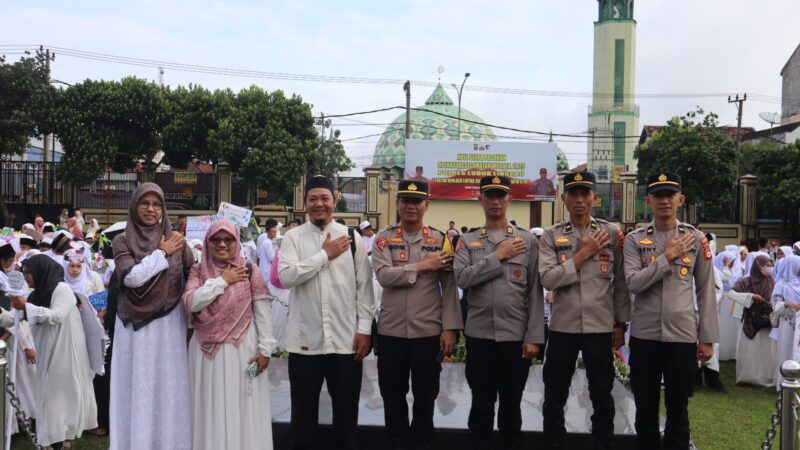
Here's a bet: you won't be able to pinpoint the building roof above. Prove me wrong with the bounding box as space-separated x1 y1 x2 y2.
781 43 800 76
372 84 497 169
742 121 800 142
639 125 755 145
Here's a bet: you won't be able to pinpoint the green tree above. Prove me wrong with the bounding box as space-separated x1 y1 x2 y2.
54 77 171 184
0 50 58 156
311 128 355 178
634 108 739 223
211 86 317 201
740 140 800 234
161 85 235 168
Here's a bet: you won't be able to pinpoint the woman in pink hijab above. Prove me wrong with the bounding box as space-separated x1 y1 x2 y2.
183 218 276 450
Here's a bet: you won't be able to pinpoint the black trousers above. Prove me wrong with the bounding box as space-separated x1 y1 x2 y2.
465 336 531 450
289 353 363 450
629 337 696 450
543 331 615 449
377 334 441 445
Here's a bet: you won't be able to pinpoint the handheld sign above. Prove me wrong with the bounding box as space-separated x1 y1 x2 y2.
88 290 109 311
217 202 253 228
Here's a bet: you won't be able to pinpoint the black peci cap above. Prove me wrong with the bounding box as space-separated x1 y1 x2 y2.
646 172 682 195
563 171 596 192
480 175 511 194
397 180 429 199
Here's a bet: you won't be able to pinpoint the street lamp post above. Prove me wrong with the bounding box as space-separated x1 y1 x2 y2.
451 72 470 140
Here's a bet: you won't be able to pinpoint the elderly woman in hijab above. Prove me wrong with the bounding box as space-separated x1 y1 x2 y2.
724 254 776 387
771 255 800 389
109 183 195 450
182 219 276 450
7 255 98 449
714 250 742 361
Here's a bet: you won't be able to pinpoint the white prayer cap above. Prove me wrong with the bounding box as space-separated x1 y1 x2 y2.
529 227 544 237
359 221 372 231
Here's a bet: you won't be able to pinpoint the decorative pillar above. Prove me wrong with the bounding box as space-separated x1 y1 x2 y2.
619 171 637 229
293 173 307 217
555 170 570 223
217 162 232 205
739 174 757 241
364 166 383 228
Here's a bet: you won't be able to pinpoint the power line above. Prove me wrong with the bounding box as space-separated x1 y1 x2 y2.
3 45 798 106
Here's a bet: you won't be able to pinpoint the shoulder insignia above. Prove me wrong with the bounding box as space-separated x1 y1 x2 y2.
639 238 654 245
375 237 387 253
555 236 570 244
506 226 514 235
468 227 480 233
422 226 429 236
481 227 488 236
701 237 712 260
590 221 598 230
565 223 573 232
646 226 654 235
678 225 686 235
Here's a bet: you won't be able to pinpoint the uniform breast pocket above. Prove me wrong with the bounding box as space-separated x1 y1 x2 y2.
507 263 528 285
673 252 696 282
593 251 614 278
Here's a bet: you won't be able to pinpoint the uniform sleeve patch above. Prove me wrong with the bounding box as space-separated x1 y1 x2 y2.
701 237 712 261
375 237 387 253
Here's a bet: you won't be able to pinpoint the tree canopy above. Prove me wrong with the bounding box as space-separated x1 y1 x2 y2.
740 139 800 231
0 50 58 156
634 108 739 221
311 128 356 178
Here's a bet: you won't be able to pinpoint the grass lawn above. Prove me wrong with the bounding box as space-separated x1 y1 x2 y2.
8 361 781 449
686 361 779 450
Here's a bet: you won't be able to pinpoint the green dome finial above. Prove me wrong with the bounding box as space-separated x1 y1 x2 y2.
425 84 454 106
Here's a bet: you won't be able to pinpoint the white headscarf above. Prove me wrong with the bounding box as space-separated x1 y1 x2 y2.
724 244 738 253
793 241 800 253
779 246 794 259
773 255 800 305
63 248 92 295
744 251 769 277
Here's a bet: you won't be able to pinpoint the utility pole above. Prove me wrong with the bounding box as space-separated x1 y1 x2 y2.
729 93 747 173
41 46 55 165
728 93 747 149
403 81 411 139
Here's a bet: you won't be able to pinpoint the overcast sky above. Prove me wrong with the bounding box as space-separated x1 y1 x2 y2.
3 0 799 173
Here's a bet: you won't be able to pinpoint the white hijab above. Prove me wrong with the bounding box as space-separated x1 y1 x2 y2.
773 255 800 305
63 249 92 295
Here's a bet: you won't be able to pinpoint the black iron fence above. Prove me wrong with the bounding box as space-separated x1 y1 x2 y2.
77 171 138 209
1 160 71 204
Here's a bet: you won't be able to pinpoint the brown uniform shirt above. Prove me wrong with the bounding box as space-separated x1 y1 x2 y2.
538 218 630 334
454 223 545 344
372 224 463 338
623 221 719 344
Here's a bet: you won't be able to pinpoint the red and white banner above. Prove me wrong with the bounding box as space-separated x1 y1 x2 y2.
404 140 558 201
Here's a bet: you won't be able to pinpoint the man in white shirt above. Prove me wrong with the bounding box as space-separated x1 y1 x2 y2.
278 175 376 450
257 218 279 282
358 220 375 254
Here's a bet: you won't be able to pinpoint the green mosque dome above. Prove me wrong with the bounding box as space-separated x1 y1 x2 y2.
372 84 497 169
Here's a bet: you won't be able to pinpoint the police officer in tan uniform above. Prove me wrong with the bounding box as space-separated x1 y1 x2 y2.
623 172 718 450
454 175 545 450
538 171 630 450
372 180 463 450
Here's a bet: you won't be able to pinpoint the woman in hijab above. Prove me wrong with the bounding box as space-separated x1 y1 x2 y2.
59 209 69 230
68 217 84 240
109 183 195 450
724 254 776 386
714 250 742 361
183 219 276 450
8 255 97 449
778 246 794 260
87 218 100 239
770 255 800 389
74 209 85 233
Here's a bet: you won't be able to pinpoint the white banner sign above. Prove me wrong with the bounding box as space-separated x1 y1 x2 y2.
217 202 253 228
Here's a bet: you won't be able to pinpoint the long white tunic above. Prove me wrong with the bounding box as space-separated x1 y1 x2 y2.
24 283 97 446
187 276 276 450
771 296 796 390
717 267 740 360
109 251 192 450
726 291 776 386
